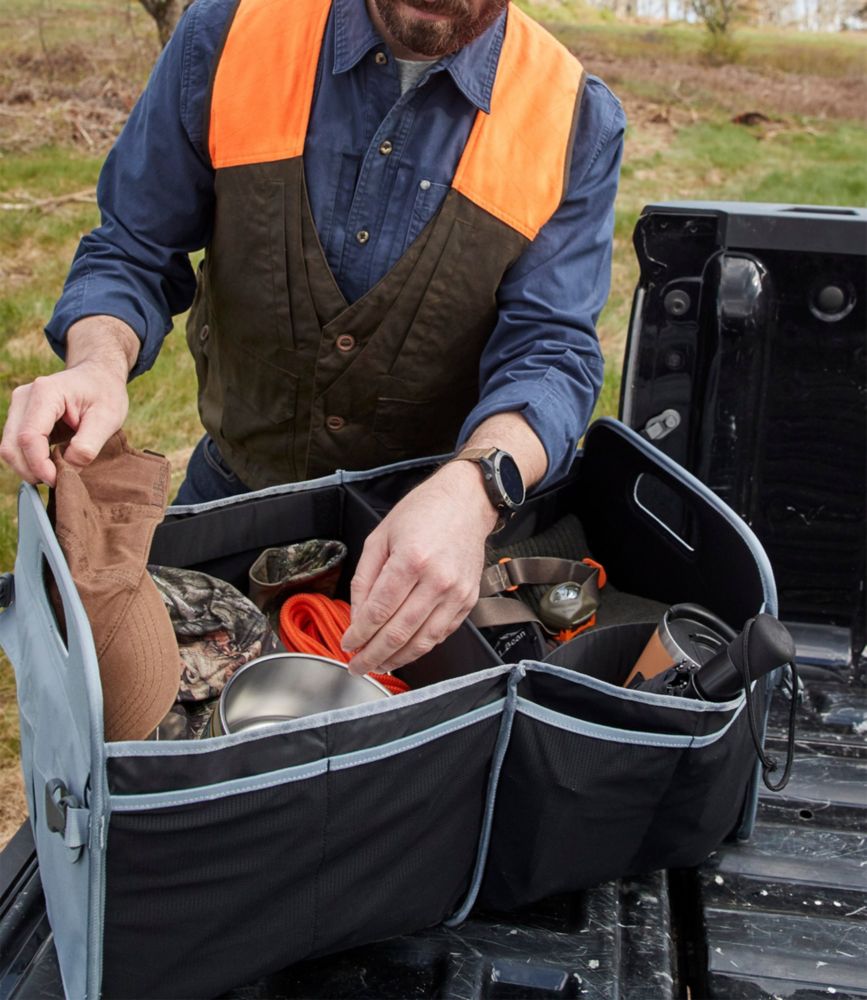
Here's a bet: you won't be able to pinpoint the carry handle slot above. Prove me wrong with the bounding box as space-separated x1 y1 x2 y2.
578 419 775 627
632 472 697 553
9 484 103 736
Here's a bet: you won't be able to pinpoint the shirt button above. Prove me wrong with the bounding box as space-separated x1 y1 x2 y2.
336 334 356 353
419 179 431 191
375 51 387 65
356 229 370 245
379 139 393 156
326 415 345 431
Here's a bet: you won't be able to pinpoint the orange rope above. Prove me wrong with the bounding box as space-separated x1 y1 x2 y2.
278 593 410 695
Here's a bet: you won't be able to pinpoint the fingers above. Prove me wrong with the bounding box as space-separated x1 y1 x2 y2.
374 601 472 675
0 381 63 485
63 403 123 470
345 529 389 630
0 368 129 486
345 552 478 675
342 537 418 658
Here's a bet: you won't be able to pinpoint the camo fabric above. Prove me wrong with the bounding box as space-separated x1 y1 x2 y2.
149 565 281 701
248 539 347 611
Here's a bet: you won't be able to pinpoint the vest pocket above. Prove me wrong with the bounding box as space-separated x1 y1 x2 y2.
372 383 476 458
219 353 300 482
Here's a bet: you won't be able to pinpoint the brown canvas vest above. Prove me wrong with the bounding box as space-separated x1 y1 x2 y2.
188 0 585 489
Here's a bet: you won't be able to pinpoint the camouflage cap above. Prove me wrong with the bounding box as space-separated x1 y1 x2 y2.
149 565 280 702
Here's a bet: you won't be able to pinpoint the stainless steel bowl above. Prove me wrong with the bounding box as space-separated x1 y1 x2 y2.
210 653 391 736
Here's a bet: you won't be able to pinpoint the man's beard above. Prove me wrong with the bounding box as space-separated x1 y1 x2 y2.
372 0 508 58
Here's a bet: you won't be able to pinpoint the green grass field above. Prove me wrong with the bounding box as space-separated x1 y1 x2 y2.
0 1 865 827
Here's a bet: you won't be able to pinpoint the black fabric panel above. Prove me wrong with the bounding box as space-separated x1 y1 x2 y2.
151 486 346 571
629 693 763 873
576 423 765 629
102 774 328 999
544 621 657 684
107 671 507 795
479 712 679 910
313 715 501 956
101 715 500 999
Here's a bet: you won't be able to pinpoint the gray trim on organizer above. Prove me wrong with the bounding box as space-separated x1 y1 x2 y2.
522 660 746 714
106 665 512 758
446 666 524 926
165 454 447 516
11 486 111 999
329 701 504 770
109 759 328 812
516 696 746 748
109 701 504 811
165 469 343 515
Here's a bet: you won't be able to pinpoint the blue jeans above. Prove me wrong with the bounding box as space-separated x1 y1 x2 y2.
173 434 252 505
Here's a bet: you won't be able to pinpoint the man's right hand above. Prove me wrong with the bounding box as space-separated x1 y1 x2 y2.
0 316 139 487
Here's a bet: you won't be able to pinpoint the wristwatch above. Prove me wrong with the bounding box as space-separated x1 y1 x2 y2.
451 447 525 532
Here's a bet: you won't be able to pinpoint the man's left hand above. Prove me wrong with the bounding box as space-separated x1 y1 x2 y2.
342 461 498 675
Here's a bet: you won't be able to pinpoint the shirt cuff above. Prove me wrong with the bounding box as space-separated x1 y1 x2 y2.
45 286 171 378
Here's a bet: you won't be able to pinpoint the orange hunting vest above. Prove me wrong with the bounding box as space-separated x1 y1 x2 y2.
187 0 585 489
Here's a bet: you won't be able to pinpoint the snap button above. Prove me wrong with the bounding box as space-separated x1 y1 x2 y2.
419 179 431 191
379 139 393 156
326 415 345 431
336 334 356 353
199 324 209 342
356 229 370 245
375 51 387 65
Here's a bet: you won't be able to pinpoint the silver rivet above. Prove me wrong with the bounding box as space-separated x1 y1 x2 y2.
375 51 387 65
419 179 431 191
356 229 370 245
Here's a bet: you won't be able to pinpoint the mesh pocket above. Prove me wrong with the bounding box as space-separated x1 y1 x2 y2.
479 660 749 912
103 772 328 998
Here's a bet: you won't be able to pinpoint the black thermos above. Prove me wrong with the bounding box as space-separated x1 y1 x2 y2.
691 613 796 701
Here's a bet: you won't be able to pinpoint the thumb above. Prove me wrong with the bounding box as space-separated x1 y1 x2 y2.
62 407 122 470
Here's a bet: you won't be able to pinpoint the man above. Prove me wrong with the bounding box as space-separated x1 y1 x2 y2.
0 0 624 676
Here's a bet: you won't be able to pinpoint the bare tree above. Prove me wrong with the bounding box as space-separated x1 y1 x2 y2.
689 0 745 35
138 0 190 47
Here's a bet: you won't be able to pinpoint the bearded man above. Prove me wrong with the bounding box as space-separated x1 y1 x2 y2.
0 0 624 676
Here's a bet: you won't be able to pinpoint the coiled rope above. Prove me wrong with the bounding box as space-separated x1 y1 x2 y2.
279 593 410 695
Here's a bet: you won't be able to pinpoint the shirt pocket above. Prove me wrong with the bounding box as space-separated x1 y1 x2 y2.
404 180 450 253
321 152 362 269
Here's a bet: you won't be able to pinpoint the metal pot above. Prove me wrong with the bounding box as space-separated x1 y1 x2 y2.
209 653 391 736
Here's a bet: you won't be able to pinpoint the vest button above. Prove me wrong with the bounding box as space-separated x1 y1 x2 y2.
375 51 387 65
336 334 356 353
356 229 370 245
326 415 345 431
379 139 393 156
199 324 209 342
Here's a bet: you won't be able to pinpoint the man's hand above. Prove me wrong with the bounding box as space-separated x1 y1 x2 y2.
342 411 549 675
342 460 499 675
0 317 138 486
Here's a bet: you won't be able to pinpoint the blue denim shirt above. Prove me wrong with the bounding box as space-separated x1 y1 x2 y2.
46 0 625 488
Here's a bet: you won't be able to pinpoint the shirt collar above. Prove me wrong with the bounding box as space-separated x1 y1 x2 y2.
331 0 506 114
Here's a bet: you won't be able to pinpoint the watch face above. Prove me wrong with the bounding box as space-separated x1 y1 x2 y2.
494 452 525 508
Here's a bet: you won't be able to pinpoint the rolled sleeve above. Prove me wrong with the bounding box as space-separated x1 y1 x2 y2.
45 0 225 376
458 76 625 489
